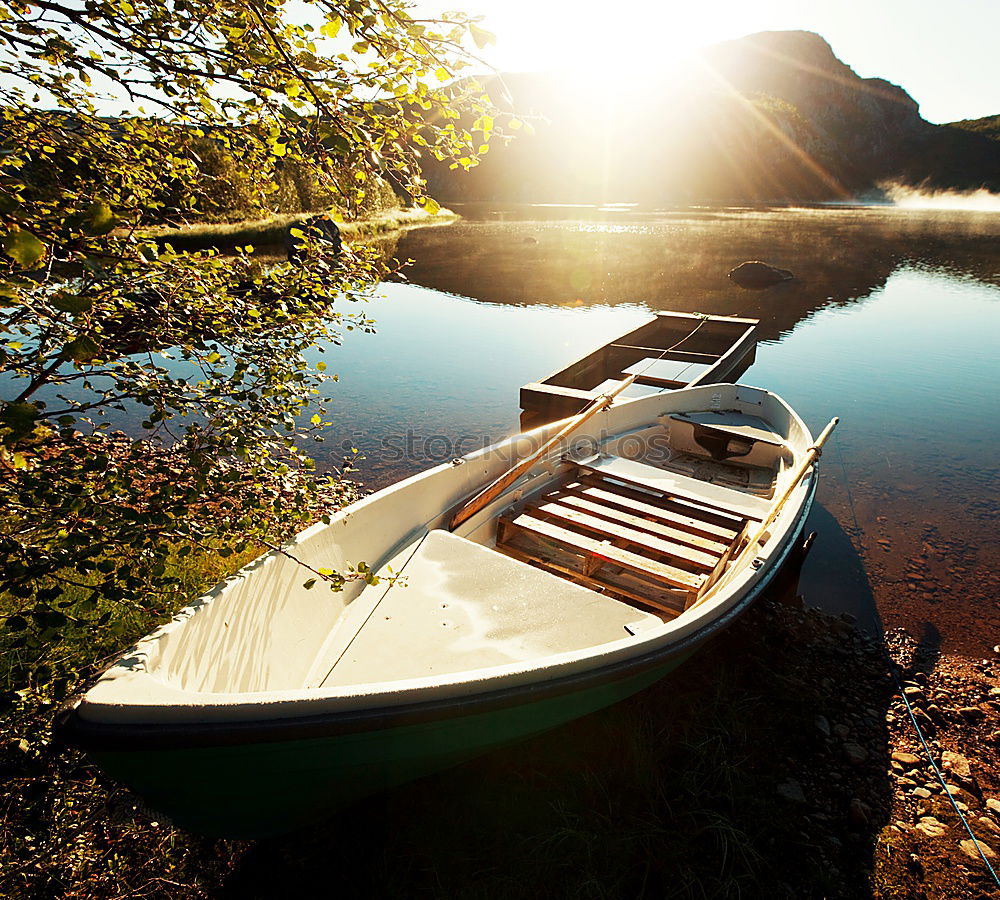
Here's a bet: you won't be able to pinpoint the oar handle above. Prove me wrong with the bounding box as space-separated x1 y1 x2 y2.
688 415 839 609
810 416 840 454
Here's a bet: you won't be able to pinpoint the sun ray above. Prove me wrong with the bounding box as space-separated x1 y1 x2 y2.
692 52 852 200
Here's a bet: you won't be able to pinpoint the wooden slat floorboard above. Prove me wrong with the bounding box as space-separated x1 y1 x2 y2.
529 501 718 571
575 475 743 536
553 487 731 554
576 460 766 522
500 544 684 617
504 513 706 593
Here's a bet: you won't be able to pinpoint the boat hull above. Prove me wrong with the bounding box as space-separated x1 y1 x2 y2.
84 654 687 837
519 311 759 427
71 492 813 838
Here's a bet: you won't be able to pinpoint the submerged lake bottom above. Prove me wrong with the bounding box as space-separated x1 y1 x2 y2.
313 205 1000 660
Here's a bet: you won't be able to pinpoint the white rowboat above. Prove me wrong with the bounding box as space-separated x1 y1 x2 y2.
59 383 832 837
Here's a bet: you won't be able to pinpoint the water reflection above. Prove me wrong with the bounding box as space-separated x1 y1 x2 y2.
393 204 1000 341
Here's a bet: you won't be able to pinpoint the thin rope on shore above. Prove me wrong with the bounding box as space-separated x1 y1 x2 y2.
832 431 1000 889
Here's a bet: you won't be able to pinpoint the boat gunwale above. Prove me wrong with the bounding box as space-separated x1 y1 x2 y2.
55 476 816 754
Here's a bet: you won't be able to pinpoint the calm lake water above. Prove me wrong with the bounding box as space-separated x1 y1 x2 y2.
315 204 1000 658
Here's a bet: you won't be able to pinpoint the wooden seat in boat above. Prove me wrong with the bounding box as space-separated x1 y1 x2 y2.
573 454 771 521
662 411 790 470
665 410 785 444
621 357 713 388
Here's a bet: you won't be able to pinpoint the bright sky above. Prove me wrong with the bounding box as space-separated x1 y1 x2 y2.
440 0 999 124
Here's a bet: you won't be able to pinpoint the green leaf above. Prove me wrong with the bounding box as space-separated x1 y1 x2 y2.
321 132 352 154
80 200 118 236
469 24 495 49
4 615 28 632
1 402 40 439
320 17 341 38
1 229 46 268
421 197 441 216
62 334 100 363
0 190 19 214
50 292 94 314
303 578 317 590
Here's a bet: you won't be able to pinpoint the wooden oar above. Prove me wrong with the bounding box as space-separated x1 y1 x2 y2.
449 375 640 531
687 416 840 609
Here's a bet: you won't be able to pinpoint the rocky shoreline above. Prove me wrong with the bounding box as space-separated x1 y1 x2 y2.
878 628 1000 896
757 583 1000 899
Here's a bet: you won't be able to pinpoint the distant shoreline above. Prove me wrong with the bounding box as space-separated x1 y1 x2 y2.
139 205 459 253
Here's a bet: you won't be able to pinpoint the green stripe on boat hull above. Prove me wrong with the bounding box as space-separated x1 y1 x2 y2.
90 655 688 838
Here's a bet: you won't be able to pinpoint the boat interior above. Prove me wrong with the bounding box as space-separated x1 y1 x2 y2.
520 314 758 426
558 315 757 393
312 407 795 690
93 391 811 706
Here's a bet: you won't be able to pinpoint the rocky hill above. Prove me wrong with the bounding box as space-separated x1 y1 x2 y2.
948 114 1000 141
423 31 1000 204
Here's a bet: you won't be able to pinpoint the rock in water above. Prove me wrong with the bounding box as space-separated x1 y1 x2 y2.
729 260 794 288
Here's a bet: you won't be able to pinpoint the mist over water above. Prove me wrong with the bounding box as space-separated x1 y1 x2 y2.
883 181 1000 211
48 205 1000 657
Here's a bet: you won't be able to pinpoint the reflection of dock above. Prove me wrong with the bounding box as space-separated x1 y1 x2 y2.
520 311 759 428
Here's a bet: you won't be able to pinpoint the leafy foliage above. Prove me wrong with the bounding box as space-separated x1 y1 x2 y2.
0 0 499 688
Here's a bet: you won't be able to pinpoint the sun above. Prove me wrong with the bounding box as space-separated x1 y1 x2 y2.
464 0 712 77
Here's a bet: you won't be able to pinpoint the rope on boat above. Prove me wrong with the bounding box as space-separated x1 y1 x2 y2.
636 311 713 376
832 432 1000 889
591 313 713 409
